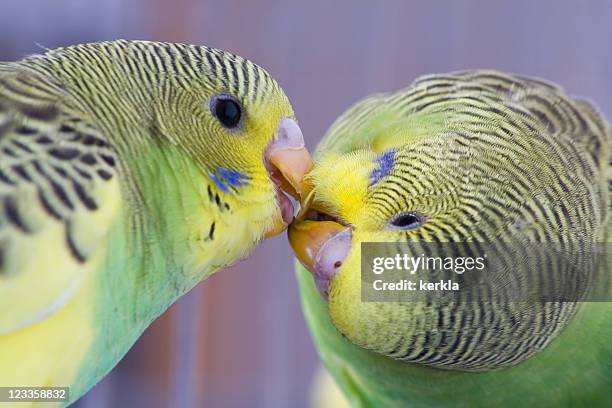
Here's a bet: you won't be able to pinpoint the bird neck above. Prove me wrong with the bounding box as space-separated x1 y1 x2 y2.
115 137 261 293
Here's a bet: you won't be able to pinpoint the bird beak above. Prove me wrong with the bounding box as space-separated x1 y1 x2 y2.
264 118 313 238
288 220 352 298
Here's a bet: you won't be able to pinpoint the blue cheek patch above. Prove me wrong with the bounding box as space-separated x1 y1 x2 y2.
217 167 250 187
369 149 397 186
210 167 251 193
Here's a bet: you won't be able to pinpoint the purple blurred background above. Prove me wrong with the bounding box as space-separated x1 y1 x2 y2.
1 1 610 407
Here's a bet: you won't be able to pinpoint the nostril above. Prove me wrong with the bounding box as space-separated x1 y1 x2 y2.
274 118 305 149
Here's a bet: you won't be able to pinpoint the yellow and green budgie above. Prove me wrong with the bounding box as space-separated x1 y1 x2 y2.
0 40 312 406
290 71 612 407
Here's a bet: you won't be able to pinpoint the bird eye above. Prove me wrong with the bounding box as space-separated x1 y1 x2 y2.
210 93 242 129
388 212 425 231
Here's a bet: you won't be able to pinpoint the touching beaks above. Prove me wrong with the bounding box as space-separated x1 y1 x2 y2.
288 220 352 298
264 118 313 238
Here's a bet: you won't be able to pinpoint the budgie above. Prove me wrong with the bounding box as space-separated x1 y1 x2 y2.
289 71 612 407
0 40 312 406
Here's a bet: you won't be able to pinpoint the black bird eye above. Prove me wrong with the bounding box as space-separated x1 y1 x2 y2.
388 212 425 231
210 94 242 129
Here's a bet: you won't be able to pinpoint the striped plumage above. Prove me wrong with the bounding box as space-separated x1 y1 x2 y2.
295 71 612 406
0 40 299 406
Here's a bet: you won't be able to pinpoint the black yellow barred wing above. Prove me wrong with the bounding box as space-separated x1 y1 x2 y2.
0 62 120 334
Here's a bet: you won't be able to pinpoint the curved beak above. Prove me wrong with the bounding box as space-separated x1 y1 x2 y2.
288 220 352 297
264 118 313 238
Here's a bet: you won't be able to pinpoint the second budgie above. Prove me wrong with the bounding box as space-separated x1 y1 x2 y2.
290 71 611 407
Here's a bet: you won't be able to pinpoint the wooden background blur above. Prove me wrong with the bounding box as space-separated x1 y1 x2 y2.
1 1 611 407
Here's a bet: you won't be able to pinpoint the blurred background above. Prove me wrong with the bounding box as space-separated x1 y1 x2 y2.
1 1 611 407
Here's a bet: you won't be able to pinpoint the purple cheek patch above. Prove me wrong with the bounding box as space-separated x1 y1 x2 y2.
369 149 397 186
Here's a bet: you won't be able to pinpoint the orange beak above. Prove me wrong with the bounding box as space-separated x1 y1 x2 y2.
263 118 313 238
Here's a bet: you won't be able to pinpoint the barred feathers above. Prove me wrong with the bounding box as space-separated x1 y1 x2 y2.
314 70 611 370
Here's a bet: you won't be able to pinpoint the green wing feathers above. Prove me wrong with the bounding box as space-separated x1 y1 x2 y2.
0 63 120 333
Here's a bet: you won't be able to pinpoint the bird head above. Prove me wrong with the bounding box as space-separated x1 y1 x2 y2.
145 43 312 240
43 41 313 278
